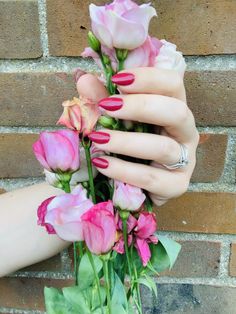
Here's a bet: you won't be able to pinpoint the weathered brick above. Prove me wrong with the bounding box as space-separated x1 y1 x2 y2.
0 278 73 310
46 0 236 56
20 254 62 272
229 243 236 277
0 73 76 127
0 69 235 127
191 134 228 182
161 241 220 277
0 0 42 59
156 192 236 234
141 284 236 314
0 134 42 178
185 70 236 126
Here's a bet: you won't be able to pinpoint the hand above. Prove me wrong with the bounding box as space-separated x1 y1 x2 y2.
76 68 199 206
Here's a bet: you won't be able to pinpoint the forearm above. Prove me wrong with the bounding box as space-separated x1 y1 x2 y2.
0 182 71 277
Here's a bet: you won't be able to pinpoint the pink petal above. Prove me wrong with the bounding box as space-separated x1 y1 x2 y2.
33 139 51 170
135 212 157 239
135 238 151 267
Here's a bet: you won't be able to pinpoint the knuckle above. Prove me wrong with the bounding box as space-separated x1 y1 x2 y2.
158 138 176 160
174 100 189 124
171 72 184 92
141 170 159 191
175 176 190 196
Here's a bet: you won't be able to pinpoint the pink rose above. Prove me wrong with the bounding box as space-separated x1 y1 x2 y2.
124 36 163 69
155 39 186 77
44 185 93 241
37 196 56 234
134 212 158 267
89 0 156 50
57 97 100 136
33 130 80 173
81 201 116 255
113 180 146 211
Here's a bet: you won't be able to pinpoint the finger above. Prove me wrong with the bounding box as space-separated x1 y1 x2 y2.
112 67 186 102
89 129 182 166
76 73 108 102
92 156 189 199
98 94 198 143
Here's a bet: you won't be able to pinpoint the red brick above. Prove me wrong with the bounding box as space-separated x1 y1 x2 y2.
0 0 42 59
186 70 236 126
161 241 220 277
0 278 73 310
20 254 62 272
229 243 236 277
156 192 236 234
46 0 236 56
0 134 42 178
191 134 228 182
0 73 76 127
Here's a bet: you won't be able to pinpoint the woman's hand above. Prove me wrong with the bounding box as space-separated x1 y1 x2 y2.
77 67 199 206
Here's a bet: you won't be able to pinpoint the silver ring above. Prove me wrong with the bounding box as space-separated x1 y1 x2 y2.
163 143 189 170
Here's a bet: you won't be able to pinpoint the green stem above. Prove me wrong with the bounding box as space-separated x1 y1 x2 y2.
121 214 133 282
103 259 112 314
83 140 96 203
87 250 104 314
130 246 143 314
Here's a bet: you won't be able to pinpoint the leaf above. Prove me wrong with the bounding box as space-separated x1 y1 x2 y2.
78 253 103 290
91 285 106 311
158 235 181 269
44 287 78 314
111 272 128 311
136 275 157 297
111 304 128 314
62 286 90 314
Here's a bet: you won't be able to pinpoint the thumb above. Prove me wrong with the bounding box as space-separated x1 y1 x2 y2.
76 72 108 102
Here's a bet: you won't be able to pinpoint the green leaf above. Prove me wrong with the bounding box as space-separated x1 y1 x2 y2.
91 285 106 311
62 286 90 314
158 235 181 269
111 272 128 311
111 304 128 314
78 253 103 290
44 287 78 314
136 275 157 297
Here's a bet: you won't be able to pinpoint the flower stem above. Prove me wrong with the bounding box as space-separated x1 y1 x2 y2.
87 250 105 314
131 246 143 314
83 140 96 203
102 259 112 314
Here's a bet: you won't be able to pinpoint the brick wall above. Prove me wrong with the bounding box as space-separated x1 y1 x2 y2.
0 0 235 313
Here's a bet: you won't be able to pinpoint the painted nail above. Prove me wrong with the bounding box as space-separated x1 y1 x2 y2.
92 157 109 169
98 97 123 111
74 68 87 83
111 73 135 86
88 131 110 144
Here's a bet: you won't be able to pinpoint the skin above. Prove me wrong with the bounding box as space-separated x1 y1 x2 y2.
0 67 199 276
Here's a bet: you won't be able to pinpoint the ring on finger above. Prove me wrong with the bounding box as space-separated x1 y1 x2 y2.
162 143 189 170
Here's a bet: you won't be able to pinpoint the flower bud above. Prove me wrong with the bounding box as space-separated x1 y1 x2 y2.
116 48 128 62
88 31 101 52
98 115 117 129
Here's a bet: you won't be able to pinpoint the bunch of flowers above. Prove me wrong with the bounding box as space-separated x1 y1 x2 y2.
33 1 184 313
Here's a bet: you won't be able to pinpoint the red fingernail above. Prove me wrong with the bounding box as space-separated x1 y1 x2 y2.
92 157 109 169
111 73 135 86
74 68 86 83
88 131 110 144
98 97 123 111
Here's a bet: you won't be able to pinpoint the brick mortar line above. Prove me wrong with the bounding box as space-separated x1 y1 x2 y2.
157 231 236 242
219 134 236 184
219 239 231 278
154 277 236 288
37 0 49 57
0 178 235 193
0 309 44 314
0 126 235 134
0 55 236 73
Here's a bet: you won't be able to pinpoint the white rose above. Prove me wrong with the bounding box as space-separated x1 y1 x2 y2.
155 39 186 77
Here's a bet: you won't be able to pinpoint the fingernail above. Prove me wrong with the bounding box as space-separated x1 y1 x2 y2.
74 68 87 83
111 73 135 86
98 97 123 111
92 157 109 169
88 131 110 144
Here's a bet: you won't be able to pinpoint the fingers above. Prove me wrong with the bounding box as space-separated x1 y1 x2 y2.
76 73 108 102
112 67 186 102
92 156 189 199
98 94 198 143
89 129 182 166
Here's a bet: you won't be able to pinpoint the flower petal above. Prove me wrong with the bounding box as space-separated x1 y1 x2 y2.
135 238 151 267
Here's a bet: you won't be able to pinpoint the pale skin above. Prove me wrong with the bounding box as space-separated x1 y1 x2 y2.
0 67 199 276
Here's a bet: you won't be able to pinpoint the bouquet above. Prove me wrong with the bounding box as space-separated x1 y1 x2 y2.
33 1 185 313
